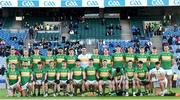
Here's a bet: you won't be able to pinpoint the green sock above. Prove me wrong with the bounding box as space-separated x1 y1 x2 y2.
125 89 128 92
132 88 136 93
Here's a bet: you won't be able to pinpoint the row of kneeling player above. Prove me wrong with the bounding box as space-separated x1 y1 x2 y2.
6 59 169 97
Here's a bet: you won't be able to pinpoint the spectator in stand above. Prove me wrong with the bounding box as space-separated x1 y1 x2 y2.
137 27 141 37
69 21 73 30
40 24 44 30
85 23 89 30
168 35 173 46
109 23 114 30
174 24 178 32
131 25 137 36
177 37 180 45
10 35 17 41
116 24 121 30
0 20 3 29
29 26 35 39
45 24 50 31
0 39 5 45
69 30 74 35
172 36 177 53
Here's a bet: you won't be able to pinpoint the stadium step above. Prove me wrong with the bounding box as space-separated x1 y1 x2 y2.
120 20 132 40
151 36 162 53
12 21 22 29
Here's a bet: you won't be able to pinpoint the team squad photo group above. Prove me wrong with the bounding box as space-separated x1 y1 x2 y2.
5 45 176 97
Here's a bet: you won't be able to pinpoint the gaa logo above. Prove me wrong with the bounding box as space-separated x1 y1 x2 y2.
0 0 12 7
44 1 56 7
65 0 78 7
152 0 164 6
174 0 180 5
108 0 121 6
22 0 35 7
130 0 142 5
87 0 99 6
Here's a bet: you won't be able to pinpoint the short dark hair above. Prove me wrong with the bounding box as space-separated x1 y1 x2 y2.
103 60 107 62
155 61 160 65
49 61 54 64
48 48 52 51
37 61 43 65
128 60 132 63
24 61 28 63
89 58 93 61
116 45 121 48
138 61 143 64
58 47 63 50
152 47 157 49
94 47 98 49
34 47 39 50
69 48 74 51
76 59 81 62
62 60 67 63
140 46 145 49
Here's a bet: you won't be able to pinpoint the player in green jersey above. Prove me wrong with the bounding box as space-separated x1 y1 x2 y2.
148 47 160 70
135 47 149 68
6 63 20 97
20 49 31 68
65 48 77 69
56 60 71 96
85 59 98 96
6 48 19 70
112 45 125 69
100 48 112 68
113 67 124 95
71 59 85 96
19 61 33 96
98 60 113 96
125 47 136 67
160 45 173 92
31 47 42 71
91 47 101 69
43 48 55 69
55 47 65 68
44 61 57 97
124 60 136 96
134 61 149 96
32 62 45 96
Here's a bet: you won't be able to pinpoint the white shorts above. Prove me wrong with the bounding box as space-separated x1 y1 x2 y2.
87 80 96 85
73 80 82 84
35 80 43 85
60 80 67 85
176 78 180 88
9 82 19 90
102 80 109 85
153 79 167 88
22 82 32 90
48 80 55 85
164 69 173 75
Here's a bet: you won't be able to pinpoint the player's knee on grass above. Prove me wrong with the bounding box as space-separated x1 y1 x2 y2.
99 80 103 86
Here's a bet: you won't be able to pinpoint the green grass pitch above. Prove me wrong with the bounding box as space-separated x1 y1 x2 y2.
0 88 180 100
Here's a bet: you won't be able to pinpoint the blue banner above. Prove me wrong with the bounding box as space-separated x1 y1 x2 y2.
0 0 180 8
61 0 82 7
18 0 39 7
147 0 169 6
104 0 125 7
